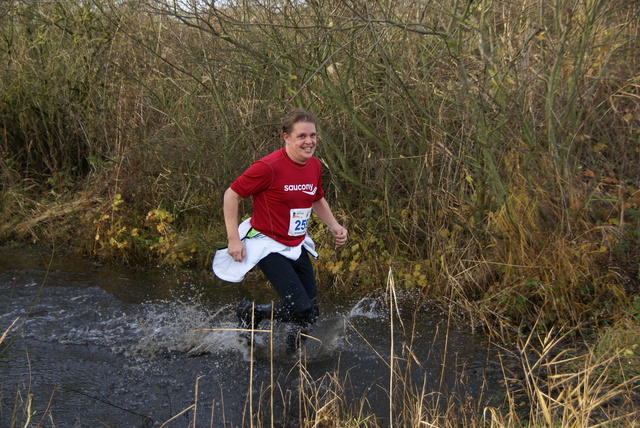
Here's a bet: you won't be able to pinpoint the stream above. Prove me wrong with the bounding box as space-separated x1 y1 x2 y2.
0 245 508 427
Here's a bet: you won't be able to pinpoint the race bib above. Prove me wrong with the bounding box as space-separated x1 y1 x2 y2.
288 208 312 236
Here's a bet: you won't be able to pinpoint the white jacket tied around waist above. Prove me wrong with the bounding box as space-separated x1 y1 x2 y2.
212 217 318 283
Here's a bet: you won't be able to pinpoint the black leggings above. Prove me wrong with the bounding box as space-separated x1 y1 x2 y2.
257 249 319 327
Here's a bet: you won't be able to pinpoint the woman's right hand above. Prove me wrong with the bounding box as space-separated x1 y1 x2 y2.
227 238 246 262
223 187 246 262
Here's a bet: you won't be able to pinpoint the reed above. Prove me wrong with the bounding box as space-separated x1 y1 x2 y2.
1 318 58 427
0 317 19 346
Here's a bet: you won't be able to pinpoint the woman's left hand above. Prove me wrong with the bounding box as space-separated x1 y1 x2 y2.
331 224 348 248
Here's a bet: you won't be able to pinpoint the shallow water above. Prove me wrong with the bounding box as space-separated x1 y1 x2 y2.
0 246 504 427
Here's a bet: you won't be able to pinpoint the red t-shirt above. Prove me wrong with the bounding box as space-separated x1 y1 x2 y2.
230 148 325 246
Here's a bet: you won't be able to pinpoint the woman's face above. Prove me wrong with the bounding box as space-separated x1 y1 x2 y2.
284 121 317 164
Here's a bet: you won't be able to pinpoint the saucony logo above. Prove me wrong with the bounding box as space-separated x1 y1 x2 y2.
283 184 317 195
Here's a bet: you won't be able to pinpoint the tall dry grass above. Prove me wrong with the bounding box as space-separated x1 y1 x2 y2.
0 0 638 328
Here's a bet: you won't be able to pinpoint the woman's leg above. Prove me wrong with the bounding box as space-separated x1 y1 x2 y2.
257 249 318 326
292 249 319 325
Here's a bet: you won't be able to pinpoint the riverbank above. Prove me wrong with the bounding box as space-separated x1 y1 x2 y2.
2 173 639 334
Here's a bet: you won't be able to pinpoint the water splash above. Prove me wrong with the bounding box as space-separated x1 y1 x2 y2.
348 296 388 319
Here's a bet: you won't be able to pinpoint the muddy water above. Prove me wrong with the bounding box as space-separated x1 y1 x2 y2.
0 246 504 427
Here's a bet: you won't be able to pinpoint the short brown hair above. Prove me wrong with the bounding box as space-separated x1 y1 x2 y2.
282 109 316 134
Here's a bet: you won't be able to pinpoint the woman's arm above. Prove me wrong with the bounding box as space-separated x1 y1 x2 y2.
312 197 348 248
223 187 246 261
